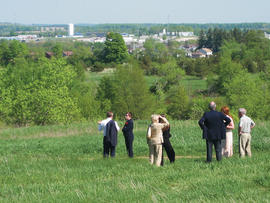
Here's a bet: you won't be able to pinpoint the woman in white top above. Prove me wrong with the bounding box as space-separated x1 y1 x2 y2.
221 106 234 157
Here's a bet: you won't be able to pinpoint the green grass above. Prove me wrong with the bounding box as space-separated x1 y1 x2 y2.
0 120 269 202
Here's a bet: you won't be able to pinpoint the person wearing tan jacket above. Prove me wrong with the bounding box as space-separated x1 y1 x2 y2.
147 115 169 166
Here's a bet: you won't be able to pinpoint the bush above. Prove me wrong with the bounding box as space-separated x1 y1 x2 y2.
91 62 106 72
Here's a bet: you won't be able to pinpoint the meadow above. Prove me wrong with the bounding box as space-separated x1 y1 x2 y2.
0 120 269 202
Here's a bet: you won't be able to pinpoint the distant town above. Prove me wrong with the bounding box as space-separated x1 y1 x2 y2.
1 23 270 59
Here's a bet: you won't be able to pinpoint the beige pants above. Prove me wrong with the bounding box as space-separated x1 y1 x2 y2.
222 131 233 157
148 144 162 166
239 133 251 157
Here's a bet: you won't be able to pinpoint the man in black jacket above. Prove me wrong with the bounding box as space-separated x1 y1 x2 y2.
122 112 134 158
98 112 120 158
199 101 231 162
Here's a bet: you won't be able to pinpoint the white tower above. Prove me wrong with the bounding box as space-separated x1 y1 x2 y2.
68 24 74 36
163 28 166 35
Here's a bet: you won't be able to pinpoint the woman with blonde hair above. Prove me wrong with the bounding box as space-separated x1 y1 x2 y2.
221 106 234 157
147 114 169 166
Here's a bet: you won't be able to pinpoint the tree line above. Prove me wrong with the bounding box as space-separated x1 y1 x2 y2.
0 29 270 126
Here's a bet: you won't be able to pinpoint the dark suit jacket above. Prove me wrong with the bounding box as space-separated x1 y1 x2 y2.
105 120 118 146
198 110 231 140
122 119 134 137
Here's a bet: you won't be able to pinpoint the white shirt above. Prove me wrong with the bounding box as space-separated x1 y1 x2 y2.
98 117 120 136
239 115 255 134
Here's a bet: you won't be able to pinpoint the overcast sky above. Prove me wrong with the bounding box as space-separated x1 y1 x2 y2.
0 0 269 24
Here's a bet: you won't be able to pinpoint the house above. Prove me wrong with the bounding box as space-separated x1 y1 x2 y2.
45 52 54 59
199 48 213 57
192 51 206 58
63 51 73 57
45 51 73 59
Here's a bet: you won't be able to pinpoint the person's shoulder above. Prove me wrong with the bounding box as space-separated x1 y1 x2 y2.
217 111 226 117
203 111 209 116
108 119 115 125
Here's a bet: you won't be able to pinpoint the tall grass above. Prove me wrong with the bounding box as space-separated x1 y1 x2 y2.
0 120 269 202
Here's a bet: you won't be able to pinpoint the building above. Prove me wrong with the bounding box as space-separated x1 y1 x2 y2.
68 24 74 36
199 48 213 57
192 51 205 58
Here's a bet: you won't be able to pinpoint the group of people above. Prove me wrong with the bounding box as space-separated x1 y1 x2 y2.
98 112 175 166
98 112 134 158
98 101 255 166
199 101 255 162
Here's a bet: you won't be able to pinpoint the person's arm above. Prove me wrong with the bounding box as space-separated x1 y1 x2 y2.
224 115 231 127
159 116 169 129
227 117 234 129
198 113 206 130
98 120 105 131
115 121 120 131
147 126 151 139
251 119 255 129
238 119 242 136
238 126 242 136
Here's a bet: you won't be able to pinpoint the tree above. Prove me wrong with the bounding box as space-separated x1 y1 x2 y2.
165 84 189 119
103 32 128 64
225 74 269 119
112 63 155 119
143 38 169 64
0 58 81 126
198 30 206 49
0 40 28 66
52 43 63 58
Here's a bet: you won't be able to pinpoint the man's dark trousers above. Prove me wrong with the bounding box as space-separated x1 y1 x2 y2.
103 136 116 157
206 139 221 162
124 135 134 157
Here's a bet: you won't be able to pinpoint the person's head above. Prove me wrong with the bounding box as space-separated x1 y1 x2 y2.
209 101 216 111
151 114 159 124
238 108 246 118
106 111 113 118
221 106 230 116
125 112 132 120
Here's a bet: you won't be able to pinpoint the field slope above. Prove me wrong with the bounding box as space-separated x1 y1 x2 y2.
0 121 269 202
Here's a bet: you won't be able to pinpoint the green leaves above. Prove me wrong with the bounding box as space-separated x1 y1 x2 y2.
103 32 128 64
0 58 81 126
96 63 155 119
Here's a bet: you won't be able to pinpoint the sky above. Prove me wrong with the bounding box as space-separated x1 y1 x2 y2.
0 0 270 24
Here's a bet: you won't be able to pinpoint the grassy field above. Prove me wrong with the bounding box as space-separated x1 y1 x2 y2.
0 120 269 202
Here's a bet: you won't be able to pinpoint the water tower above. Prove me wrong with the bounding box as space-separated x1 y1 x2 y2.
68 24 74 36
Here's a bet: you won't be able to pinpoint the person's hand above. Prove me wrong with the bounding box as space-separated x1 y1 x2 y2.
98 121 102 124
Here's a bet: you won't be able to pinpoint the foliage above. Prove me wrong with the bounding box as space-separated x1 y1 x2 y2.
70 81 101 120
112 63 155 119
95 76 116 116
0 58 81 126
165 84 189 119
0 40 29 66
103 32 128 64
51 43 63 58
224 74 270 120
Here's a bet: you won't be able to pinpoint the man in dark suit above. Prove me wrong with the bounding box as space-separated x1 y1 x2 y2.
199 101 231 162
122 112 134 158
98 112 120 158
